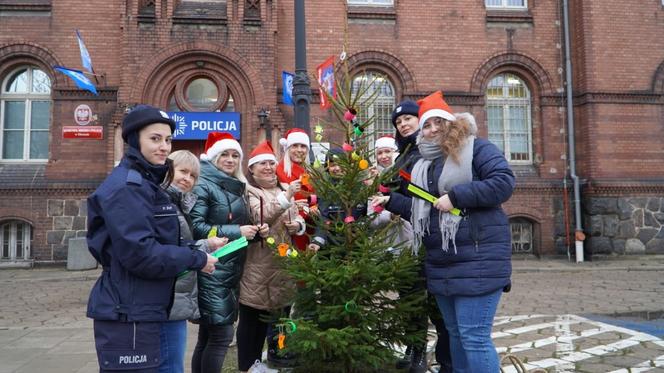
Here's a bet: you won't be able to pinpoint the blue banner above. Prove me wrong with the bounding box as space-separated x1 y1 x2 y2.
53 66 98 95
282 71 294 106
168 112 241 140
76 30 94 73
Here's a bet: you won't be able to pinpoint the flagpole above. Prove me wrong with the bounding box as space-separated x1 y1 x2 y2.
292 0 311 136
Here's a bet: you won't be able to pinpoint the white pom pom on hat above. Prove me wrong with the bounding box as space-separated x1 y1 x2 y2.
200 132 243 162
280 128 310 149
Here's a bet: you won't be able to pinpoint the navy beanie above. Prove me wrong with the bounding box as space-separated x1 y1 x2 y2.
122 105 176 143
391 100 419 127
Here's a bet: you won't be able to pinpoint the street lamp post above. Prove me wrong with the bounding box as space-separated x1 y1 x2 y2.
292 0 311 135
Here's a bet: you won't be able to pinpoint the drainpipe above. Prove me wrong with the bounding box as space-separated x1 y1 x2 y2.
562 0 585 262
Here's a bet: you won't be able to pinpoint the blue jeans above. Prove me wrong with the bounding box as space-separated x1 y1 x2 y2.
158 320 187 373
435 289 502 373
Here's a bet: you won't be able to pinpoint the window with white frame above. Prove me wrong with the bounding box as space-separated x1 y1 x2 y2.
510 218 533 254
486 73 532 163
0 220 31 261
347 0 394 6
485 0 527 9
1 66 51 161
351 71 396 146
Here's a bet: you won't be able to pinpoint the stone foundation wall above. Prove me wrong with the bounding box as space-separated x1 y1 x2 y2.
585 197 664 255
46 199 87 261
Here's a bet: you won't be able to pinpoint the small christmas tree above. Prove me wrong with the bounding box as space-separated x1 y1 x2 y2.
273 53 425 373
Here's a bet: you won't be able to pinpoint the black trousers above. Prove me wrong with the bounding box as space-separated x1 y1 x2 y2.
236 303 291 371
191 322 234 373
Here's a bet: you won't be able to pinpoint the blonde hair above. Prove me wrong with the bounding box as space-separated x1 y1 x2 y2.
281 144 310 178
168 150 201 184
438 113 475 164
211 151 248 183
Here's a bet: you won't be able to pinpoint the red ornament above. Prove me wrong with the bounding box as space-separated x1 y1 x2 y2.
342 143 353 152
344 110 356 122
344 216 355 223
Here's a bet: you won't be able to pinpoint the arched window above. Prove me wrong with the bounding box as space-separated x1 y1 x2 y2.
1 66 51 161
351 71 396 145
486 73 532 164
510 217 534 254
0 220 31 261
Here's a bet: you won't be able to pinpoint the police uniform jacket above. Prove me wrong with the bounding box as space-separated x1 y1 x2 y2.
86 147 208 322
189 160 250 325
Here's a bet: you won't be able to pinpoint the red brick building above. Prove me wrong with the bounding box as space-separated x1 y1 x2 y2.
0 0 662 265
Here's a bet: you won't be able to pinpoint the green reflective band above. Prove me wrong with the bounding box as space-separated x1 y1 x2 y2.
406 184 461 216
210 236 248 258
178 236 249 278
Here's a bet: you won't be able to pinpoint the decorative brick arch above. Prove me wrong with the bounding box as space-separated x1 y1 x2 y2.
470 52 553 95
129 41 268 143
505 203 546 224
652 60 664 93
128 42 266 107
0 42 64 87
344 50 417 98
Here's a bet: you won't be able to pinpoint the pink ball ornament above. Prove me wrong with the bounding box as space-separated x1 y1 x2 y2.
344 110 356 122
342 143 353 152
344 216 355 223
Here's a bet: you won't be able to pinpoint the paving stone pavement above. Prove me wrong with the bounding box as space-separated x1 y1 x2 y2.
0 256 663 372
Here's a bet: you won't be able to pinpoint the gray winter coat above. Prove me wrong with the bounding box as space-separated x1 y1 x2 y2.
166 186 210 321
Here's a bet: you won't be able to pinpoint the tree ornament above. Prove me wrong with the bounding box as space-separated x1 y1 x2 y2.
344 110 356 122
351 152 360 161
358 159 369 170
315 133 323 142
342 143 353 152
278 243 289 257
300 173 310 186
278 333 286 349
266 237 276 246
353 126 363 137
344 216 355 224
378 184 390 194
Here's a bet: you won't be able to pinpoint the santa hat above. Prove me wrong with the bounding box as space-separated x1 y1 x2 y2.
375 135 397 150
248 140 277 167
200 132 243 162
417 91 456 129
279 128 310 150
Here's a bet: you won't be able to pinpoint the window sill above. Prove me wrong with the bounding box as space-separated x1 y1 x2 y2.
486 9 533 24
347 5 395 21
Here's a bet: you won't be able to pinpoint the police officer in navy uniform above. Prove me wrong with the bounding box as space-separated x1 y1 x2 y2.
86 105 218 372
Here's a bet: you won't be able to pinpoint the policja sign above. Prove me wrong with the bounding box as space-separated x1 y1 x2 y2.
168 111 241 140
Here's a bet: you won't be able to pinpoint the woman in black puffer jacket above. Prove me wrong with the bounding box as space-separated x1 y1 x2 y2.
189 132 268 373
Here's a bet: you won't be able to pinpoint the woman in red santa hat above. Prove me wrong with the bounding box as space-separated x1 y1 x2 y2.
374 92 514 373
237 140 305 372
276 128 316 251
189 132 269 373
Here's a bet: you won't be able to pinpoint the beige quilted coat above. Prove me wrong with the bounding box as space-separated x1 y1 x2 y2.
239 183 303 310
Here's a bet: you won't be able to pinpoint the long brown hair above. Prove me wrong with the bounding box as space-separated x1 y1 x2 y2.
438 116 472 164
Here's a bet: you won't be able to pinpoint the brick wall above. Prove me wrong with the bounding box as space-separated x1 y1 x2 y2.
0 0 662 260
